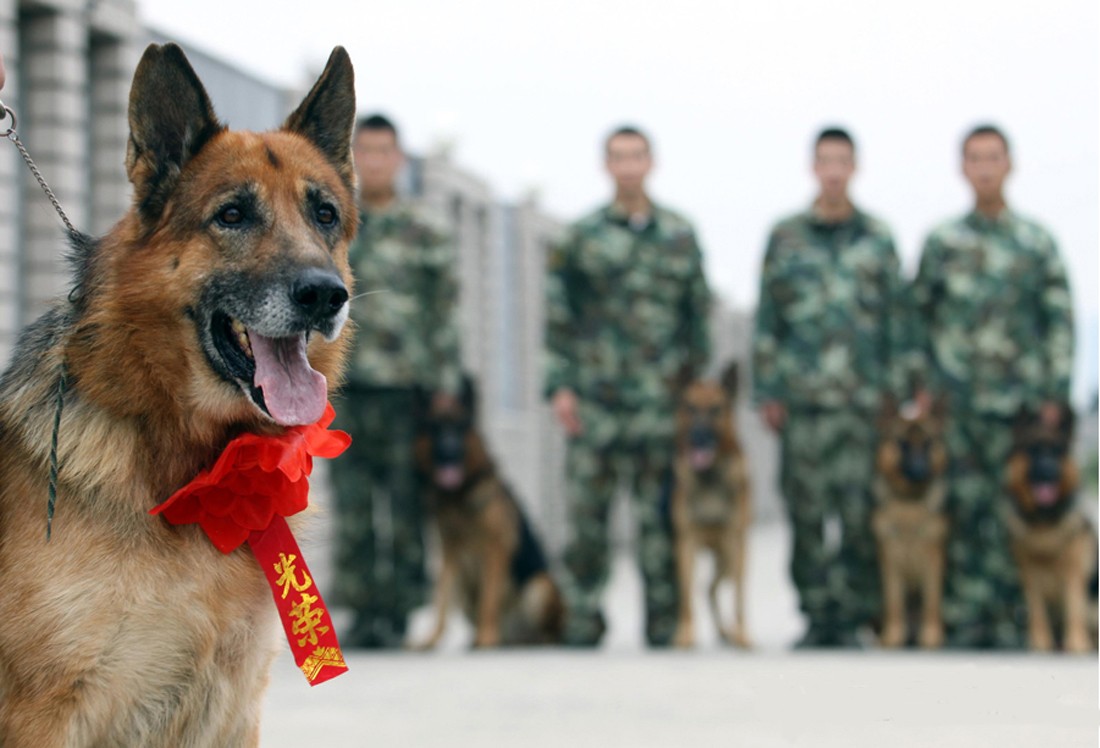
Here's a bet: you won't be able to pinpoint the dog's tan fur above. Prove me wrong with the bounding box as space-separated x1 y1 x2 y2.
670 365 751 649
871 404 949 649
0 44 356 746
1005 413 1095 653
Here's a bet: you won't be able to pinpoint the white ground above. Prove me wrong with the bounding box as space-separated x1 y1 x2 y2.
260 522 1098 747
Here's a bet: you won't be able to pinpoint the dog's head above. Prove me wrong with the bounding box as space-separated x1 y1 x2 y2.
70 44 356 435
876 397 947 496
1007 406 1078 521
676 362 739 473
415 378 490 493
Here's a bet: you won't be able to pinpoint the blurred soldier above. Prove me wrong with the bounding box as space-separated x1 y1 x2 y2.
545 125 711 647
329 114 462 648
908 124 1073 649
753 127 903 648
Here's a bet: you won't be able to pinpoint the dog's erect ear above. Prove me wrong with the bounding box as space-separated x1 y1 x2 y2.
1059 403 1076 441
719 361 739 401
283 46 355 188
126 43 224 221
459 374 478 418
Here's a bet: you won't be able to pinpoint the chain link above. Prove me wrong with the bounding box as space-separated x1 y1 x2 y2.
0 101 80 238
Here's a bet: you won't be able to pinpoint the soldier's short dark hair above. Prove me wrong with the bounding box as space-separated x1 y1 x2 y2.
355 113 399 143
815 127 856 153
605 125 651 155
962 124 1010 156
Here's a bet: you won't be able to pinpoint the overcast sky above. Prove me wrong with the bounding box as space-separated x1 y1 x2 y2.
141 0 1099 402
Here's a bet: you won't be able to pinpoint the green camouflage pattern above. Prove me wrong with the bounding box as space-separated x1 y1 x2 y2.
544 202 711 440
752 207 904 412
545 202 711 646
780 408 880 635
941 413 1024 648
328 387 427 647
345 201 461 394
906 209 1073 415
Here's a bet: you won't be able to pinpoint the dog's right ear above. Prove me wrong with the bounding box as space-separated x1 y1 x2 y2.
126 44 223 222
719 362 739 401
459 374 478 418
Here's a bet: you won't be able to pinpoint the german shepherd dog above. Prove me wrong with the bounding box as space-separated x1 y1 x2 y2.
413 381 563 649
670 363 752 649
870 399 949 649
1005 407 1096 653
0 44 356 746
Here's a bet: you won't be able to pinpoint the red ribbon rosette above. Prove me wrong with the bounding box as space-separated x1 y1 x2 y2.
150 402 351 685
151 403 350 553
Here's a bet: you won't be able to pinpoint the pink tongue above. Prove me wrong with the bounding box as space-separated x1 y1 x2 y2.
1033 484 1059 507
436 465 465 490
691 448 716 470
248 330 327 426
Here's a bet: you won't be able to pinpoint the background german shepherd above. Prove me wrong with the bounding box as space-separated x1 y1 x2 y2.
670 363 752 649
413 380 563 649
0 44 355 746
1005 407 1097 653
871 399 948 649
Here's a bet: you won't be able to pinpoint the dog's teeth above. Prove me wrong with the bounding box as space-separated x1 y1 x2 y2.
230 318 253 360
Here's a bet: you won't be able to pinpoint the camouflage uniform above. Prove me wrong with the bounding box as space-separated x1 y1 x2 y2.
329 201 461 647
907 209 1073 648
545 202 711 646
752 206 903 643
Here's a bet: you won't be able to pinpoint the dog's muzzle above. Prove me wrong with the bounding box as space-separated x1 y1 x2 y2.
291 267 349 330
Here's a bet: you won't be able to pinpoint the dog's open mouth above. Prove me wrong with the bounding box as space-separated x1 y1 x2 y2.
211 311 327 427
690 447 716 471
1030 482 1060 507
435 464 465 491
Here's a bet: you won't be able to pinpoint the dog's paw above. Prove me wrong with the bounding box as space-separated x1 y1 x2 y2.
725 627 752 650
672 625 695 649
473 629 501 649
918 623 944 649
1029 629 1054 653
1063 628 1091 654
879 623 906 648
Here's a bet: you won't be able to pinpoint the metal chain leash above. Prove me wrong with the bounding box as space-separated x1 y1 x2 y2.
0 98 75 541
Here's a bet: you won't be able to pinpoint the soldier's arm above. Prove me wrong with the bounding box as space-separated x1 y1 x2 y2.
880 236 911 400
1037 233 1074 405
543 231 579 399
682 229 712 380
751 231 783 407
424 231 463 395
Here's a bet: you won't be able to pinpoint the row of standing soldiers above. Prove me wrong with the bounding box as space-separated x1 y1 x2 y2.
330 116 1074 649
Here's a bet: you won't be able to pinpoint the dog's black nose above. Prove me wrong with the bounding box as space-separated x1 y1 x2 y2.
291 268 348 320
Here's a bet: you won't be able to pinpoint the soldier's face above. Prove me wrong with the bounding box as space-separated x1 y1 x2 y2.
813 140 855 201
605 135 652 193
353 129 403 194
962 133 1011 201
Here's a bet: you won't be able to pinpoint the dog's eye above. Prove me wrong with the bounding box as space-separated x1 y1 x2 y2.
216 205 245 228
315 204 338 226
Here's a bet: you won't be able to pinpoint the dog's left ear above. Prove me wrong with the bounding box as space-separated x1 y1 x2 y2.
459 374 478 418
283 46 356 188
126 43 224 221
719 361 739 401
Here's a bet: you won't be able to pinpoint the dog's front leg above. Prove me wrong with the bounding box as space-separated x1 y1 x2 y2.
1017 551 1054 652
474 544 506 648
727 525 751 649
918 517 946 649
874 511 906 648
672 531 697 649
1062 536 1091 654
414 548 457 650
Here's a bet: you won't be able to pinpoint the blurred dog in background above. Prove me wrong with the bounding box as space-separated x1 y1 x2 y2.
1005 406 1096 653
670 363 752 649
413 380 563 649
871 398 948 649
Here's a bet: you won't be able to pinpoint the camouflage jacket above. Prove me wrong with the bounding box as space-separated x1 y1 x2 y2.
544 202 711 437
906 208 1073 416
752 206 904 412
345 201 461 393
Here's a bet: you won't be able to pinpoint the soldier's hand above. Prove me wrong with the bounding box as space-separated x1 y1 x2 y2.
913 388 933 417
432 390 459 412
0 50 5 91
760 400 787 432
552 388 583 437
1040 400 1063 430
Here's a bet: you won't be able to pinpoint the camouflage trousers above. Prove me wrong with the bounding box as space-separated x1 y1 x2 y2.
942 411 1023 648
328 386 427 647
779 408 879 634
560 436 678 647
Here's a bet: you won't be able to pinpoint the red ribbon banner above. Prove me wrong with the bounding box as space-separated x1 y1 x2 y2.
150 403 351 685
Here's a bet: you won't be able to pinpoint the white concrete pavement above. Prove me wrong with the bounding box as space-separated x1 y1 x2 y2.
260 521 1098 747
